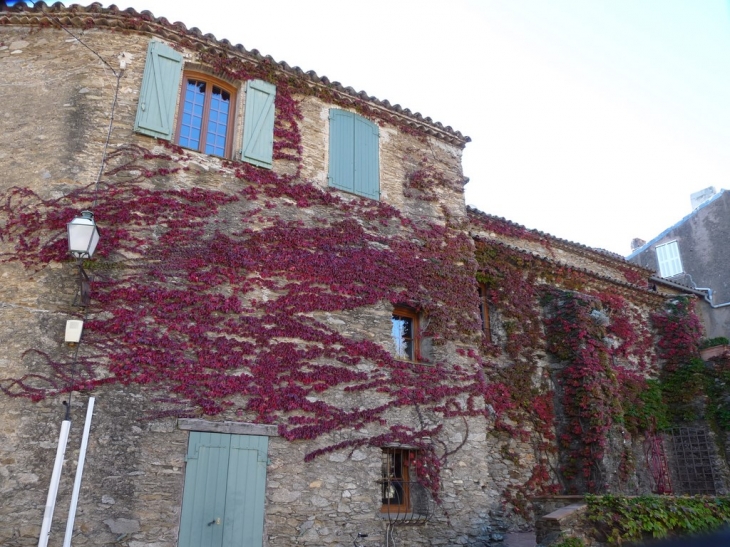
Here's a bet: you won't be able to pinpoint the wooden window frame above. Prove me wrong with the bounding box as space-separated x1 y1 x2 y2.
477 283 491 337
380 448 414 514
392 306 419 362
175 71 237 158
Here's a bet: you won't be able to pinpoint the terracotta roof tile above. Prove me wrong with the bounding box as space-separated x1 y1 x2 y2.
467 206 654 275
0 1 470 146
474 238 668 304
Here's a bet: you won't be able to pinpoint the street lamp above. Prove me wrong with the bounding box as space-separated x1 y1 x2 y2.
67 211 100 306
67 210 100 259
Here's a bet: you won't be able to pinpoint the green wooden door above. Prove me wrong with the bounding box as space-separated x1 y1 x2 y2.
179 432 268 547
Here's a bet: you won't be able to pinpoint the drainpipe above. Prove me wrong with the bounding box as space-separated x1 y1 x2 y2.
650 276 730 309
696 287 730 309
63 397 95 547
38 403 72 547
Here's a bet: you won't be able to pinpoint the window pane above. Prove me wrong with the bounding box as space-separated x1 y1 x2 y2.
205 85 230 157
391 314 413 360
179 80 205 150
477 285 485 331
382 450 406 505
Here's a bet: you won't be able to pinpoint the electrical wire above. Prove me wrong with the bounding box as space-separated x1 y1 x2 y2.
12 0 124 416
21 0 122 209
91 70 122 209
54 23 122 209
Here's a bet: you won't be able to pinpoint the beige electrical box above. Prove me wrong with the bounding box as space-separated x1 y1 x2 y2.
65 320 83 344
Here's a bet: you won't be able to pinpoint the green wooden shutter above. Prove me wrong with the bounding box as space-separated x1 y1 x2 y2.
328 109 356 193
179 433 232 547
179 432 268 547
328 109 379 200
222 435 268 547
353 115 379 200
134 40 183 140
241 80 276 168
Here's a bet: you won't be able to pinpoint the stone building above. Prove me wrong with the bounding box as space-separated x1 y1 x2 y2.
0 3 718 547
627 188 730 340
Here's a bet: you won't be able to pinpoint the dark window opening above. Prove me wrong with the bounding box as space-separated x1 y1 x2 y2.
478 283 490 337
381 448 413 513
392 307 419 361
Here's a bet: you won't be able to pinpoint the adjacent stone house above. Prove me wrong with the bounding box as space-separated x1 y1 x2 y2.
627 188 730 339
0 3 719 547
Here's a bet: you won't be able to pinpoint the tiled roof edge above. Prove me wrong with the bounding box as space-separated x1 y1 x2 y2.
626 189 727 260
649 276 706 298
473 237 670 303
466 206 654 275
0 1 471 147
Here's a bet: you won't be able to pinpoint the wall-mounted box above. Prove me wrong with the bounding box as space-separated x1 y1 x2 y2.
65 320 83 344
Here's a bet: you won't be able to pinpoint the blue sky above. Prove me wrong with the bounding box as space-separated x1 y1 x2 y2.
45 1 730 254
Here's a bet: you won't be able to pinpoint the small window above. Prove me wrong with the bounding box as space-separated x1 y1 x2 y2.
477 283 490 336
392 307 419 361
176 73 236 158
381 448 414 513
656 241 683 278
328 109 380 200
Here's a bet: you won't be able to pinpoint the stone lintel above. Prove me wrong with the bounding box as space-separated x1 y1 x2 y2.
177 418 279 437
535 503 587 545
542 503 587 521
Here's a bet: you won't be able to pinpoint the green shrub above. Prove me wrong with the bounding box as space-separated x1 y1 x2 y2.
550 536 585 547
700 337 730 350
586 495 730 544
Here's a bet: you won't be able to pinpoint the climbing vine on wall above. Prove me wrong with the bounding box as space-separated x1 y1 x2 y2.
543 290 624 492
471 233 674 503
651 298 730 440
0 54 488 500
0 16 705 510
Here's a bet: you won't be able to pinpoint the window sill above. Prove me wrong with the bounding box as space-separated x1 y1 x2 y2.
393 358 435 367
377 511 431 525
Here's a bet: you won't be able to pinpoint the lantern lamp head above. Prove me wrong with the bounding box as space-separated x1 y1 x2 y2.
67 211 100 259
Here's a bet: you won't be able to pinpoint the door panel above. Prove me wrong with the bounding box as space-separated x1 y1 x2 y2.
179 432 268 547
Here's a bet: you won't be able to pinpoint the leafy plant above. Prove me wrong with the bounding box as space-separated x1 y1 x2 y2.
586 494 730 544
700 337 730 350
550 535 585 547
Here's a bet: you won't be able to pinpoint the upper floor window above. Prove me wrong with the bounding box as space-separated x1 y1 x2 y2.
655 241 683 278
176 74 235 157
477 283 491 337
328 109 380 200
134 41 276 167
391 306 418 361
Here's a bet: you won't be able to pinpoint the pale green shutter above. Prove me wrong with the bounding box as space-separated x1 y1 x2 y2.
241 80 276 168
223 435 268 547
328 109 355 193
328 109 379 200
179 433 232 547
179 432 268 547
353 115 379 200
134 41 183 140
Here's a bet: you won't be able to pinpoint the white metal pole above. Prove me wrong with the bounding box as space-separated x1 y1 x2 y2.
63 397 95 547
38 419 71 547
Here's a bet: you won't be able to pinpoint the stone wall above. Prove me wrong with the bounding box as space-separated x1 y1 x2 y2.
628 191 730 339
468 210 651 288
0 6 715 547
0 16 507 547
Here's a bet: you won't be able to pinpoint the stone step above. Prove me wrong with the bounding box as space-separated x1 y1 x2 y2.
504 531 537 547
